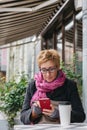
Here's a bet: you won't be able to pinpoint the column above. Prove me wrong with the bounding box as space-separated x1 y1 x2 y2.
82 0 87 122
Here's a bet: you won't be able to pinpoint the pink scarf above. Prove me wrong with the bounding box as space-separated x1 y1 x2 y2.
31 69 66 104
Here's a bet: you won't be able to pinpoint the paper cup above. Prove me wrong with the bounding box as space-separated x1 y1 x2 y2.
59 101 71 126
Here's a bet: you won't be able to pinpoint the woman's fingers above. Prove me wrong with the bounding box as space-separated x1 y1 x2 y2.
42 103 55 116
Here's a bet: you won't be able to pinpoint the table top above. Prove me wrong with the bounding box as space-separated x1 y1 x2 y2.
14 123 87 130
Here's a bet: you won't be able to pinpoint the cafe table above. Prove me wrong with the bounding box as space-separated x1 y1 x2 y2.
14 123 87 130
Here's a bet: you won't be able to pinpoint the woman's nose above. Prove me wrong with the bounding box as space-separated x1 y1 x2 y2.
46 71 50 75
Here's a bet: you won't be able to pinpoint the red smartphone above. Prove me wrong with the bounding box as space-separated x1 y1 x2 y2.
39 98 51 111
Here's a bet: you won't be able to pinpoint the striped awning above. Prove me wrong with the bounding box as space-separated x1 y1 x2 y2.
0 0 67 46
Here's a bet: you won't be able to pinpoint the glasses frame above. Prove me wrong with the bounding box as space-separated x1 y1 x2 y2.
40 66 57 74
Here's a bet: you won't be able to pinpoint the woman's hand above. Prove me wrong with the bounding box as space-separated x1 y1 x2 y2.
31 101 42 120
42 103 59 120
42 104 55 116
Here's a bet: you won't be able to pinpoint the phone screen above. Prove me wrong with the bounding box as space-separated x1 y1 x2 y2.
39 98 51 111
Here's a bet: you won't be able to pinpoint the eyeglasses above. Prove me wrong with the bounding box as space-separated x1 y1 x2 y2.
40 66 57 74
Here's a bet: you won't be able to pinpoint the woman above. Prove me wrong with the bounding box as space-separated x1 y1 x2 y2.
20 49 86 124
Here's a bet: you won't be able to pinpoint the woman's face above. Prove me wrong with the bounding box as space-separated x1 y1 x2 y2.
40 60 59 82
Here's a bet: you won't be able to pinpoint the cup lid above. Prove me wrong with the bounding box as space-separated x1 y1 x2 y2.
59 101 71 105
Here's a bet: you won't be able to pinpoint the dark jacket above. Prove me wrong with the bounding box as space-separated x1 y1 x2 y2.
20 78 86 124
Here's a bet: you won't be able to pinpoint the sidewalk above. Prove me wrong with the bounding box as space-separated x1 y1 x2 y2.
0 111 23 130
0 111 9 130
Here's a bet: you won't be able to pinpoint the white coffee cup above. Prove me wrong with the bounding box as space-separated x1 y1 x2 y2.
59 101 71 126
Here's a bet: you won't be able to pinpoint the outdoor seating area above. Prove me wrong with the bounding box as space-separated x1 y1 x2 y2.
0 0 87 130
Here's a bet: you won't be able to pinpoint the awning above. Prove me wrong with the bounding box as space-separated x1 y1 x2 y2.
0 0 67 46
